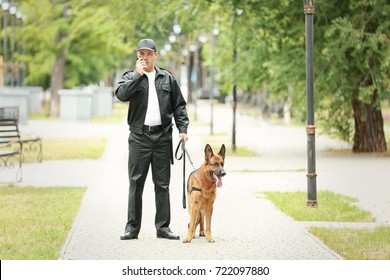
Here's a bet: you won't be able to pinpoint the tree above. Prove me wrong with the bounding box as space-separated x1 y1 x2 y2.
316 0 389 152
19 0 194 117
17 0 389 153
20 0 133 117
212 0 389 153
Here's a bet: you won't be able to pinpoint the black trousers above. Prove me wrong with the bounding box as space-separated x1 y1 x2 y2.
125 129 172 234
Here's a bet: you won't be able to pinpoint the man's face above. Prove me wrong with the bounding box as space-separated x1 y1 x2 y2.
137 49 157 72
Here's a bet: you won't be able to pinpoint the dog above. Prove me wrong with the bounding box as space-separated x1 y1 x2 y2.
183 144 226 243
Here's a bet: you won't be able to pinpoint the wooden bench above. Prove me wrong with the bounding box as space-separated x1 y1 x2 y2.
0 106 42 182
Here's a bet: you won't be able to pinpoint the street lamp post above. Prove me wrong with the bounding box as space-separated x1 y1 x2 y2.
2 0 10 86
9 2 17 87
197 34 207 91
172 21 182 83
304 0 317 207
232 45 237 151
16 10 22 86
188 44 197 120
232 7 243 153
17 10 26 86
209 28 219 136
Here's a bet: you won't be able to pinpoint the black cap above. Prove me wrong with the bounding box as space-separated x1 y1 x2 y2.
137 39 157 52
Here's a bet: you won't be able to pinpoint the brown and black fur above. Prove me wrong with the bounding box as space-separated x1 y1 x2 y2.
183 144 226 243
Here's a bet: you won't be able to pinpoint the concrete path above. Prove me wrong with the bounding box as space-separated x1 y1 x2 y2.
5 101 390 260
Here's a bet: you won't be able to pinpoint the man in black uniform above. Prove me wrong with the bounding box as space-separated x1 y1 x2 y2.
115 39 189 240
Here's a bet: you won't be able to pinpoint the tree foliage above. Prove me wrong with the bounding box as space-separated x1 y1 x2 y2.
315 0 389 151
19 0 133 89
15 0 389 151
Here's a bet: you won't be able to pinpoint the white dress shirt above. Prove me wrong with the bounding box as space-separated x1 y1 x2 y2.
144 70 162 126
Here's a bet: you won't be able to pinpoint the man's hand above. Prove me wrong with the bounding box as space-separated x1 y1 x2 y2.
179 133 188 142
136 58 146 75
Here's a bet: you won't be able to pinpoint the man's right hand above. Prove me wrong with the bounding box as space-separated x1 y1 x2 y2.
136 58 146 75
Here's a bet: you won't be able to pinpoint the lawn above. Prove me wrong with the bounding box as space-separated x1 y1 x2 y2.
201 132 259 157
261 190 390 260
310 227 390 260
23 137 108 161
261 190 375 222
0 185 87 259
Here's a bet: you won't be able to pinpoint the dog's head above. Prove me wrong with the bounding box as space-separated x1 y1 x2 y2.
204 144 226 188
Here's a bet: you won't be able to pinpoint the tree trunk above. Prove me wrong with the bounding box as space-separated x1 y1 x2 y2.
105 72 116 89
49 4 71 118
351 87 387 153
49 51 66 118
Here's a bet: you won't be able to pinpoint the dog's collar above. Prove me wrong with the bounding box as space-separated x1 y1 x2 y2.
190 187 201 193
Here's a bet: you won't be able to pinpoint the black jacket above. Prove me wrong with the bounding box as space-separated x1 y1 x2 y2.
115 67 189 134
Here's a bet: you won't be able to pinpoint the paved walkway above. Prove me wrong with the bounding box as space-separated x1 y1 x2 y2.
6 102 390 260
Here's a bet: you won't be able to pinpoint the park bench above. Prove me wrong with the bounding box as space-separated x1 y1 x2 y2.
0 106 42 182
0 135 22 182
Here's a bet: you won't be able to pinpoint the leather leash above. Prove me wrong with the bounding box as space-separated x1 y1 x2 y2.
175 140 196 209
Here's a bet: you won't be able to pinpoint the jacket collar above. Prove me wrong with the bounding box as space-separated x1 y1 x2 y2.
155 67 165 77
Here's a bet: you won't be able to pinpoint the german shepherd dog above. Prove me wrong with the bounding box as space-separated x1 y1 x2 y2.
183 144 226 243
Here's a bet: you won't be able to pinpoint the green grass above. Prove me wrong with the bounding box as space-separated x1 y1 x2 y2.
205 142 258 157
28 103 52 120
261 190 375 222
24 137 108 161
0 185 87 259
309 227 390 260
202 134 259 157
228 146 259 157
261 190 390 259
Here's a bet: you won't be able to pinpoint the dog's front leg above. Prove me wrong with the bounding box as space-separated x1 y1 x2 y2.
205 206 215 243
183 206 199 243
199 212 205 237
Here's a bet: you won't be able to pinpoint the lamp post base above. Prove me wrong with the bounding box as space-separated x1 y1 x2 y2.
306 200 318 208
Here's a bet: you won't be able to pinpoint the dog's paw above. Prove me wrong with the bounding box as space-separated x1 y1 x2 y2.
183 234 193 243
199 231 205 237
206 232 215 243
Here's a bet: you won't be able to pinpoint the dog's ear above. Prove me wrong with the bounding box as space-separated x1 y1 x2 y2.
205 144 214 162
218 144 226 160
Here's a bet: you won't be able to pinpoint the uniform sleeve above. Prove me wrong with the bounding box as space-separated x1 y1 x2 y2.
170 77 189 134
115 71 143 102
